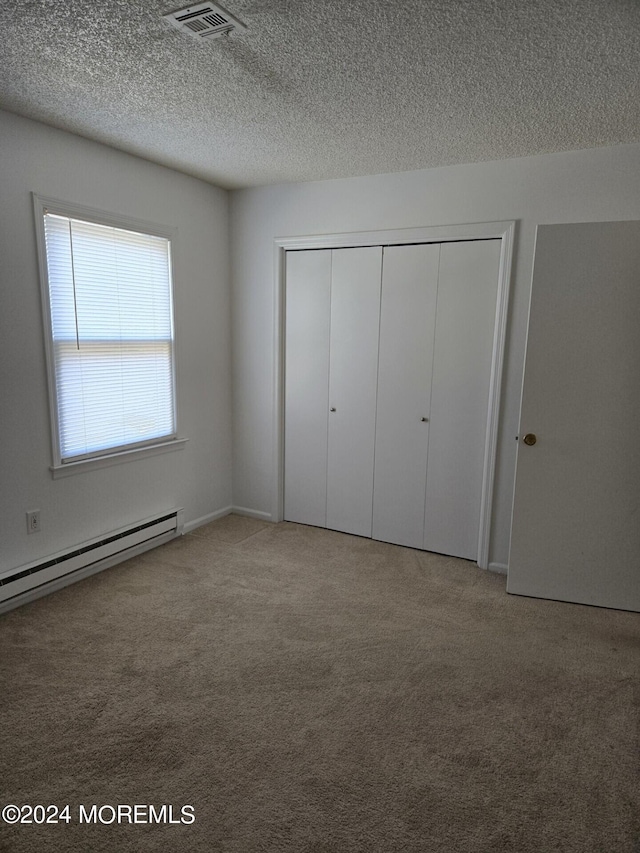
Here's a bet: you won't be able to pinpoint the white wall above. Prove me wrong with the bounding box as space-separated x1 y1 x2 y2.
0 110 232 571
229 143 640 570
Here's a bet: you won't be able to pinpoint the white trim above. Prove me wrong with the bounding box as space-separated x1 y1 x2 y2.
276 222 511 251
33 194 178 241
184 506 273 534
489 562 508 575
507 223 541 572
272 237 287 530
50 437 188 479
183 506 233 533
33 194 63 466
232 506 273 521
476 221 516 569
273 220 516 570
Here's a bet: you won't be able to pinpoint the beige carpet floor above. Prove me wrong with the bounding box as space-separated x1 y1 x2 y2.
0 515 638 852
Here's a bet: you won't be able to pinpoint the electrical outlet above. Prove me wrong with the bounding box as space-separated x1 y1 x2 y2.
26 510 41 534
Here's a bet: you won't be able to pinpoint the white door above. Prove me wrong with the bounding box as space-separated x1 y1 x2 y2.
283 239 502 561
283 250 331 527
508 221 640 611
326 247 382 537
372 244 440 548
424 240 501 560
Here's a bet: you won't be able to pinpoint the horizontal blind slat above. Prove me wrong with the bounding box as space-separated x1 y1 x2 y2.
44 212 176 461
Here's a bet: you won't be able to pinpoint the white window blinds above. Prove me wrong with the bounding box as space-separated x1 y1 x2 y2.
43 212 176 463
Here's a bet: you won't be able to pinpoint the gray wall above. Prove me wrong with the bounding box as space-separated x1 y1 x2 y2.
229 143 640 571
0 110 233 571
4 104 640 576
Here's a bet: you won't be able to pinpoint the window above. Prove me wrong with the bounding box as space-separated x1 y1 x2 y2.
35 197 181 472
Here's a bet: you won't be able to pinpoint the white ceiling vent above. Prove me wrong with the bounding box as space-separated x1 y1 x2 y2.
163 2 247 40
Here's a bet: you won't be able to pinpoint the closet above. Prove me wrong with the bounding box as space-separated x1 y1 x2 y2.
283 239 501 561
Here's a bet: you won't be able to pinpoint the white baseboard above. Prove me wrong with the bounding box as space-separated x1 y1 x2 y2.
183 506 233 534
231 506 273 521
183 506 273 534
489 561 508 575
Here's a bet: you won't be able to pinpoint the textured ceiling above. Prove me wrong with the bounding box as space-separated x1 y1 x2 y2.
1 0 639 189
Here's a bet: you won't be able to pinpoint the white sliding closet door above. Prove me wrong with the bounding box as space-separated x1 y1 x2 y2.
284 250 331 527
424 240 501 560
372 244 440 548
326 247 382 537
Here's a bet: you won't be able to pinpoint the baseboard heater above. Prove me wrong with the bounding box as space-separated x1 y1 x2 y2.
0 509 184 613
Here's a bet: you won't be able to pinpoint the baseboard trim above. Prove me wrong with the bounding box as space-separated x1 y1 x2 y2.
183 506 233 534
231 506 273 521
489 562 508 575
183 506 273 534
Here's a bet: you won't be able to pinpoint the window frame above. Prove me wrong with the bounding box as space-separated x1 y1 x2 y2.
33 194 186 478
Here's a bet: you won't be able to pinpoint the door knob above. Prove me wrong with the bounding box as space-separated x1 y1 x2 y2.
421 417 429 422
330 407 336 412
523 433 537 446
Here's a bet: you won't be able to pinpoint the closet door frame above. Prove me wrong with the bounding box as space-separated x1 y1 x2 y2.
274 221 515 569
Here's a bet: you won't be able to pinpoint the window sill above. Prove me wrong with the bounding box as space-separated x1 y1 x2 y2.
50 438 189 479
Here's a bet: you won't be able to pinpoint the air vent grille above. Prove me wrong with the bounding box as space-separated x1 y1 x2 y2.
163 2 246 40
203 12 227 27
186 19 208 32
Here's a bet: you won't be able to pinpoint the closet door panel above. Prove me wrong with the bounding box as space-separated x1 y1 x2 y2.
372 244 440 548
284 250 332 526
326 247 382 537
424 240 501 559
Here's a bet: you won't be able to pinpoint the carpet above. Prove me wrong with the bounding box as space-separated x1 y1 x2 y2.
0 515 638 852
